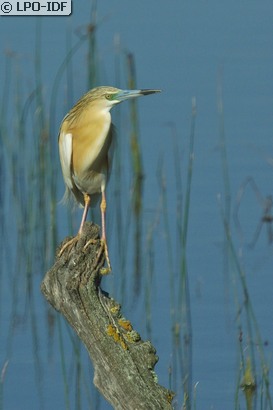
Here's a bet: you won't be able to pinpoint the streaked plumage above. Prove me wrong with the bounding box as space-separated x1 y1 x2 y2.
58 86 161 270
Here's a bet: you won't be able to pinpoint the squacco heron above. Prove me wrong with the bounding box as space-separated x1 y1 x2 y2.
58 86 161 270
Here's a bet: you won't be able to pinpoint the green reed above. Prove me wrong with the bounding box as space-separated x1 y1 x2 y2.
178 98 196 409
87 0 98 89
126 52 144 296
217 72 272 410
112 34 128 303
156 101 196 407
220 201 272 409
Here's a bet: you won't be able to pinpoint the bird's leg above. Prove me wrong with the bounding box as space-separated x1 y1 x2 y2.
99 191 111 273
58 194 91 257
79 193 91 234
101 191 107 241
83 191 111 273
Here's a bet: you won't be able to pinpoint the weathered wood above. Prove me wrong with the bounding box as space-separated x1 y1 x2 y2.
41 222 174 410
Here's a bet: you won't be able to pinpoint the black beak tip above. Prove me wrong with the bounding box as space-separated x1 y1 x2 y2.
140 89 162 96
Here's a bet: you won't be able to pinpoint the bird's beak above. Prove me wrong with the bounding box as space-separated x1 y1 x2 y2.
114 89 161 102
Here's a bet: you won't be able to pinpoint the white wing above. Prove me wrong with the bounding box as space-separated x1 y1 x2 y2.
59 131 73 190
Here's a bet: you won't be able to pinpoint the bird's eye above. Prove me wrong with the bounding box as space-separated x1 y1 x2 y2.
105 94 112 100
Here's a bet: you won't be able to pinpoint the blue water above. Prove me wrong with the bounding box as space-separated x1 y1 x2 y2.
1 1 273 409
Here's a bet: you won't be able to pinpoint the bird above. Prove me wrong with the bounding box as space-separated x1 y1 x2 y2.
58 86 161 271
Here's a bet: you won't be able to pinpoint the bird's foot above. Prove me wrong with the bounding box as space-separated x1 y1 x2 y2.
84 238 111 274
100 239 112 274
59 231 111 274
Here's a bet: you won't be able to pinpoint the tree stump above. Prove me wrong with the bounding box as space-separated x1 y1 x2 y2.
41 222 174 409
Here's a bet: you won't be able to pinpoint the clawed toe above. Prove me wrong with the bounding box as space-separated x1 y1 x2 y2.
58 236 79 257
90 239 112 274
100 239 112 273
83 238 98 250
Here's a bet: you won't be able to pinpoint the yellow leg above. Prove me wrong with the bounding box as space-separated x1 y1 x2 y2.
100 191 111 272
79 193 91 234
83 191 111 273
100 191 107 240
